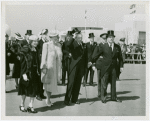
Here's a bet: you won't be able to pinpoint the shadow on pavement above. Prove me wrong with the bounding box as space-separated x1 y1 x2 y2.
51 93 65 98
117 96 140 101
106 96 140 102
107 91 131 95
120 79 140 81
7 89 18 93
35 101 75 112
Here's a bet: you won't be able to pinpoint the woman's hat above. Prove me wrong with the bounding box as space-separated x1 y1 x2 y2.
15 32 24 40
120 38 125 42
42 29 48 35
25 30 33 35
88 33 95 38
100 33 107 38
107 30 115 37
49 31 59 37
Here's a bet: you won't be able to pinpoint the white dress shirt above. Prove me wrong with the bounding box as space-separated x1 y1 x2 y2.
108 42 114 51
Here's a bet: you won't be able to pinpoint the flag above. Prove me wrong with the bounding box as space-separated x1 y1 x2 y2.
130 4 136 9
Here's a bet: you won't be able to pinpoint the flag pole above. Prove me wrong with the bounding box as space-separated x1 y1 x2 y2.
84 9 88 100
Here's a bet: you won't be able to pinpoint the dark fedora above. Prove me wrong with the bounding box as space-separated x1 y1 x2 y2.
107 30 115 37
100 33 107 38
88 33 95 38
25 30 33 35
72 28 80 34
120 38 125 42
67 31 73 36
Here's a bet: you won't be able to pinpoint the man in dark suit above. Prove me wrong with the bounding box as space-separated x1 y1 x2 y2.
94 33 108 98
89 30 123 103
20 30 32 46
83 33 97 86
117 38 127 79
62 31 73 85
119 38 127 63
64 31 87 105
37 29 48 100
37 29 49 62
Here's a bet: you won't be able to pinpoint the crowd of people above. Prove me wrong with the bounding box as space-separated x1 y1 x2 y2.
5 28 144 113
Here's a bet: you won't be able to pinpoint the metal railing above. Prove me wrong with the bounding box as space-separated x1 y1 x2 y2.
125 53 146 64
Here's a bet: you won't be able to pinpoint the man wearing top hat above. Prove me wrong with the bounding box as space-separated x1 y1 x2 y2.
83 33 97 86
89 30 123 103
20 30 32 46
62 31 73 86
92 33 108 98
64 30 87 105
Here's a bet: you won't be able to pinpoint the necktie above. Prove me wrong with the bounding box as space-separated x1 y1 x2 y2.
109 44 113 54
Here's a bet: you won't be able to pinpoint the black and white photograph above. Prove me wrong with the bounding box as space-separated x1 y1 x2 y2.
1 1 149 120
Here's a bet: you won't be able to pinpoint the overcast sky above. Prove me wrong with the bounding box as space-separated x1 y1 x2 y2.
5 2 146 36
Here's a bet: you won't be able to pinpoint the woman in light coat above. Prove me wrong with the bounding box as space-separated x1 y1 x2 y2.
41 32 62 107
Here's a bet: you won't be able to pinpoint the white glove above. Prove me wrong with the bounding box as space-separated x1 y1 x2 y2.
7 53 11 56
92 66 96 71
120 68 124 73
17 56 20 60
88 62 92 68
23 74 29 81
69 53 72 58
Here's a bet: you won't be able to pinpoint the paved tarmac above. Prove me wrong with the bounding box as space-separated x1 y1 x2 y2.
5 64 146 116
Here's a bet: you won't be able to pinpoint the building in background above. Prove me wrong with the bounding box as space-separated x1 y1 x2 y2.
115 14 146 45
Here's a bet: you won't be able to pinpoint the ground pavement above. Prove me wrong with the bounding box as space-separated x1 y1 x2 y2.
5 64 146 116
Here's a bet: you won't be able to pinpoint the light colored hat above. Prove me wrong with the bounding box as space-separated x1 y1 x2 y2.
15 32 24 40
49 31 59 37
29 35 38 41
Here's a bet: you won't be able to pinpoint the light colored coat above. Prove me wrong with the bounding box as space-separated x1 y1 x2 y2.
40 41 62 92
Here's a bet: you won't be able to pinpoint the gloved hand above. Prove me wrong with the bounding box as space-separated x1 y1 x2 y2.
92 66 96 71
23 74 29 81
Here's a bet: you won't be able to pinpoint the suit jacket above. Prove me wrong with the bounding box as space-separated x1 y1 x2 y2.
20 39 29 47
37 39 44 63
85 42 97 63
62 40 71 61
67 38 87 74
92 43 104 70
91 43 123 78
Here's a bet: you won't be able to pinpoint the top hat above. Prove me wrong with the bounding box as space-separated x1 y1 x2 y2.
120 38 125 42
42 29 48 35
100 33 107 38
67 31 73 36
72 28 80 34
88 33 95 38
25 30 33 35
15 32 24 40
107 30 115 37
